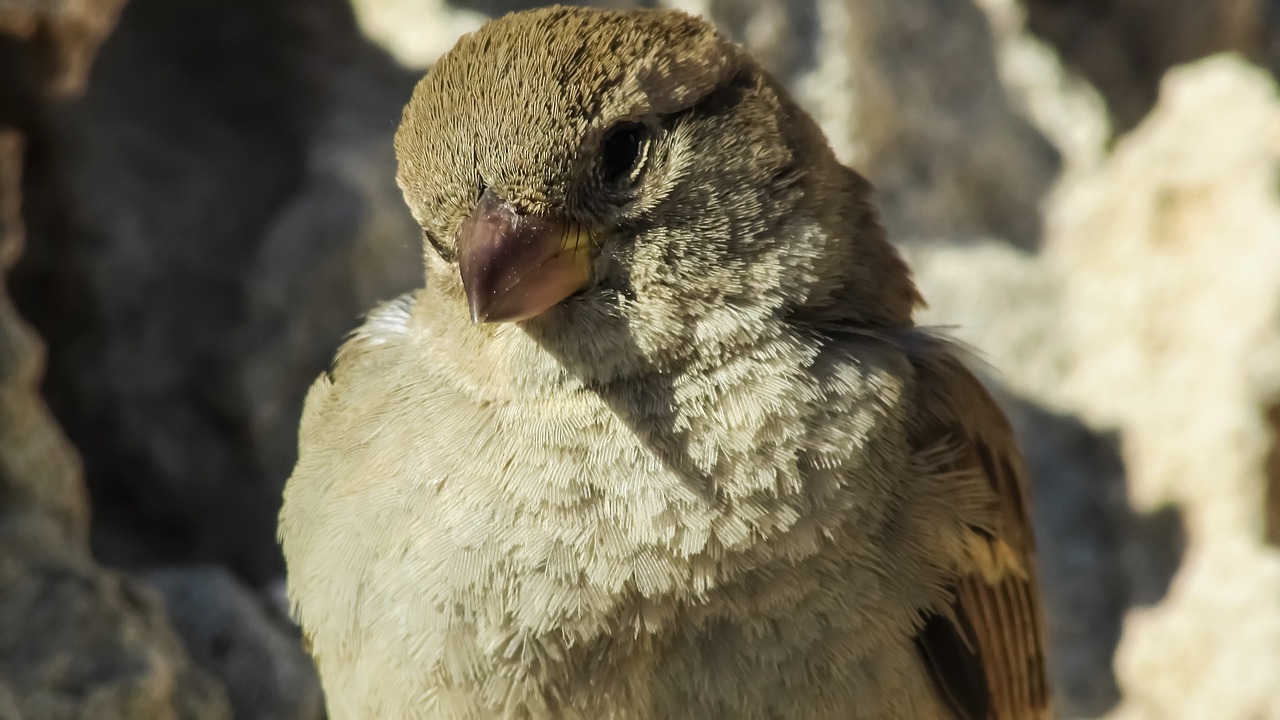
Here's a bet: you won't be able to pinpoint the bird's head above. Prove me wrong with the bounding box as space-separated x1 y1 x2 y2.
395 6 916 346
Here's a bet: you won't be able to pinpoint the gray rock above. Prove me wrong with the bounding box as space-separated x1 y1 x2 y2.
15 0 420 582
235 32 422 506
0 535 232 720
0 15 232 717
0 680 23 720
148 566 324 720
995 390 1185 718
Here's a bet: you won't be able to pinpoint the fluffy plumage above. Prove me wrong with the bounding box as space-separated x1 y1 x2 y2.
279 6 1048 719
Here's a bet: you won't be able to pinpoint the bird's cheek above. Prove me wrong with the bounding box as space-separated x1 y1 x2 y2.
456 188 593 324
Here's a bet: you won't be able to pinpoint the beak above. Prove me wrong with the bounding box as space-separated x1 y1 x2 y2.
456 188 593 324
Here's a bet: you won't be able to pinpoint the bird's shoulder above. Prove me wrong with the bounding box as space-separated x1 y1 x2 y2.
330 291 420 382
297 290 422 414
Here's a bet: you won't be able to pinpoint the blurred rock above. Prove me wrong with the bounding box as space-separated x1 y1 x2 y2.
0 135 87 538
0 0 128 124
1022 0 1272 135
348 0 485 68
14 0 420 582
806 0 1061 249
1000 393 1131 717
0 538 232 720
0 682 21 720
985 386 1187 717
148 566 323 720
348 0 642 70
235 27 422 510
908 54 1280 719
0 131 231 719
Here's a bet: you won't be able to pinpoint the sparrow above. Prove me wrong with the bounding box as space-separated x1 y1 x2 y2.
278 6 1049 719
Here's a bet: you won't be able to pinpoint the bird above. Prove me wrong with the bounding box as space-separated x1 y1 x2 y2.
278 6 1049 719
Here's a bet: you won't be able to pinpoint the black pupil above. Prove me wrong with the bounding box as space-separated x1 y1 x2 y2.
601 123 645 185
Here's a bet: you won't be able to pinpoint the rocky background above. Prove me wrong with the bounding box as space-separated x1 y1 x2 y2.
1 0 1277 718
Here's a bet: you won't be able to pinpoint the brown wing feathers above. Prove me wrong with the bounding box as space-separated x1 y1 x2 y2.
907 337 1050 720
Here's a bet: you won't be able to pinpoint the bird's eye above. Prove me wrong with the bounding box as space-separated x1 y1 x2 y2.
599 121 649 189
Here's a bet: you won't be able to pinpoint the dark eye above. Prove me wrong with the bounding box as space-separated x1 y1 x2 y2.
599 121 649 189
